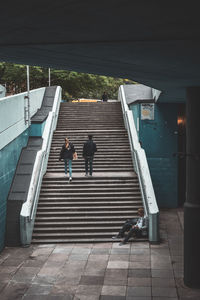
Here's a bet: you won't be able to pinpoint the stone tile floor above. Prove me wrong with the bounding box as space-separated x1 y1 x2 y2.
1 208 200 299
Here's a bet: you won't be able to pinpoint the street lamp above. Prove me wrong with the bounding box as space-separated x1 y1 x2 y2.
24 65 31 125
48 68 51 87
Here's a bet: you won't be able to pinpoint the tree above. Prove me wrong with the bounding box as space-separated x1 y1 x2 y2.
0 62 136 99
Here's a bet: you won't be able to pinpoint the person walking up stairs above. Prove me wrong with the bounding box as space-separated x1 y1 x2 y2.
83 134 97 177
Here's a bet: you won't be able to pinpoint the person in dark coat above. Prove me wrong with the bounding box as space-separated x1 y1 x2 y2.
83 134 97 176
112 208 148 245
101 91 108 102
59 137 75 181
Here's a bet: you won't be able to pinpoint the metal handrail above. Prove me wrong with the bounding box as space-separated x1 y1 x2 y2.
20 86 61 246
119 85 159 243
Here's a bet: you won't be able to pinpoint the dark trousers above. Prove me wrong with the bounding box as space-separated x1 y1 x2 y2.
124 227 142 242
85 156 93 175
118 218 141 242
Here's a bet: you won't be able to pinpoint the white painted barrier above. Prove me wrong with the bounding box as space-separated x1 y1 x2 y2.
119 85 159 243
20 86 62 246
0 88 45 150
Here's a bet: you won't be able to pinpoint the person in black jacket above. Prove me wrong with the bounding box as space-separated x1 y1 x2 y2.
83 134 97 176
59 137 75 181
101 91 108 102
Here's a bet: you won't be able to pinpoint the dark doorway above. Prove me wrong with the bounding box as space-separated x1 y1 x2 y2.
177 104 186 206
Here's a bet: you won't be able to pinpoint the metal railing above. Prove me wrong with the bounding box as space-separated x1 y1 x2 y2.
20 86 62 246
119 85 159 243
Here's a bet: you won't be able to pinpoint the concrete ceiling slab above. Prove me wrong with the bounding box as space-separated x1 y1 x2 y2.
1 1 200 101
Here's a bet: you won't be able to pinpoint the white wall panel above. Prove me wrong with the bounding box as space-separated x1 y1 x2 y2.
0 88 45 150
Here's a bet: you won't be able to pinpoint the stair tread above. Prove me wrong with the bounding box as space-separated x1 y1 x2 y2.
35 215 138 220
36 210 139 215
38 201 141 205
40 188 139 192
33 226 121 231
32 102 145 244
41 184 139 188
37 205 141 210
34 221 126 225
32 232 122 237
39 192 140 196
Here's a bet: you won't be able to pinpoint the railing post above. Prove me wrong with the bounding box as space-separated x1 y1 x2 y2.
149 213 159 243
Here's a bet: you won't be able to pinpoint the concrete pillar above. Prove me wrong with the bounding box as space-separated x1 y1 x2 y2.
184 87 200 288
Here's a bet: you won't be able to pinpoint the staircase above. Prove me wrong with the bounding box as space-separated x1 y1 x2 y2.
32 102 143 243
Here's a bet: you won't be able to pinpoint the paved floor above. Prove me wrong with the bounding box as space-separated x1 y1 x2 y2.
1 209 200 300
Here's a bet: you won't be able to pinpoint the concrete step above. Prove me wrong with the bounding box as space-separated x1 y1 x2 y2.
46 168 134 172
48 158 132 162
38 200 141 206
38 196 142 202
57 124 125 127
57 118 124 121
35 215 138 221
33 226 122 232
32 102 143 244
40 187 139 193
32 232 126 238
51 141 129 145
47 159 133 163
31 237 147 244
57 121 124 124
48 154 132 159
47 165 133 169
47 163 133 167
41 183 139 188
42 179 137 184
57 120 124 122
37 206 140 212
51 141 130 145
53 134 128 138
51 148 130 152
36 210 139 216
34 220 125 226
39 191 140 197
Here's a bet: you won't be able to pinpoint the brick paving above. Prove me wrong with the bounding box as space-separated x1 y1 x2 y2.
1 208 200 299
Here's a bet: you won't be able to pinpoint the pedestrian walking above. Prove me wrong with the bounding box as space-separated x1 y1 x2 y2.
83 134 97 176
59 137 76 181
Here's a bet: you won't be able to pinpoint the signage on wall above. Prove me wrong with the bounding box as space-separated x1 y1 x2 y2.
141 103 155 120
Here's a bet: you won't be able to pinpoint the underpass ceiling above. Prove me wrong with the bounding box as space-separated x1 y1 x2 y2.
1 1 200 102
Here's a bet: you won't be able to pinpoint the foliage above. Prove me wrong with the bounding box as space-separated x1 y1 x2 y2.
0 62 135 99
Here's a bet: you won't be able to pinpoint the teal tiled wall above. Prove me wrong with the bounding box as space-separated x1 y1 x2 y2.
132 104 140 129
130 103 178 208
29 121 46 137
0 130 28 251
